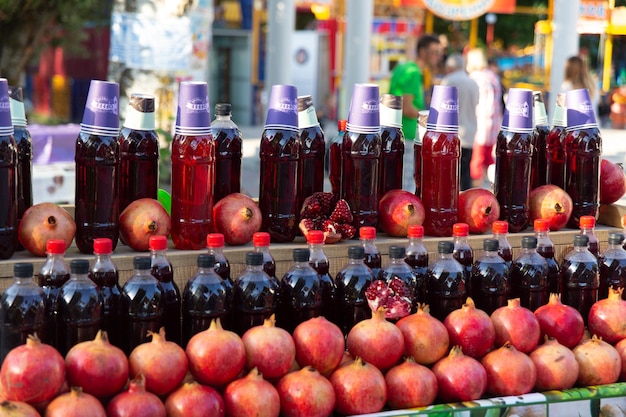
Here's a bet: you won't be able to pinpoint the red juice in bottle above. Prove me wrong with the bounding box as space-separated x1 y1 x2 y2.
298 95 325 206
0 79 17 259
335 246 375 336
211 103 242 202
534 219 561 295
307 230 337 324
149 235 181 345
360 226 381 278
530 91 549 190
425 241 466 322
253 232 276 280
404 225 428 303
578 215 599 258
452 223 473 281
38 239 70 347
546 93 566 188
470 239 509 315
414 110 429 198
207 233 231 282
599 232 626 300
510 236 548 312
560 234 599 323
378 94 404 197
329 120 346 199
492 221 512 265
118 94 159 213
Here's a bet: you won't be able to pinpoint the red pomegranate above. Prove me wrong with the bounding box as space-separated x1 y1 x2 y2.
378 190 425 237
276 367 335 417
588 287 626 344
242 315 296 380
223 368 280 417
491 298 540 353
0 400 40 417
213 193 263 245
385 357 438 409
443 297 495 358
129 327 188 396
458 188 500 234
164 381 225 417
65 330 128 399
529 337 579 391
529 184 573 231
600 158 626 204
573 335 622 386
615 338 626 381
44 387 106 417
431 346 487 402
107 375 166 417
18 203 76 257
534 293 585 349
329 357 387 415
292 316 345 375
186 318 246 387
481 343 537 396
0 334 65 405
396 303 450 365
119 198 171 251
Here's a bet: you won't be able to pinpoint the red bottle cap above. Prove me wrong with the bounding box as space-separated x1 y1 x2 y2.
534 219 550 232
407 224 424 238
93 238 112 254
149 235 168 251
359 226 376 240
252 232 270 247
452 223 469 237
338 119 347 131
579 215 596 229
46 239 66 255
307 230 324 244
492 221 508 234
206 233 225 248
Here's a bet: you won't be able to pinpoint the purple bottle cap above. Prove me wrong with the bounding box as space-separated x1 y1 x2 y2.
426 85 459 132
175 81 211 135
0 79 14 137
347 83 380 134
80 80 120 136
565 88 598 130
265 84 298 131
501 88 533 133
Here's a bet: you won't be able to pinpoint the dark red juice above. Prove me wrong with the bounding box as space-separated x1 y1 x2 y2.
151 264 181 346
276 265 322 333
530 125 549 190
425 269 466 322
335 268 373 336
498 247 513 264
38 255 70 348
537 245 561 295
379 126 404 197
453 247 473 281
470 260 509 315
546 126 566 188
0 132 17 259
89 269 122 348
118 128 159 213
414 141 422 197
364 252 382 279
599 257 626 300
404 253 428 303
510 260 548 312
231 272 279 337
213 128 242 202
561 259 599 323
329 121 346 199
299 125 325 205
310 258 337 323
14 127 31 251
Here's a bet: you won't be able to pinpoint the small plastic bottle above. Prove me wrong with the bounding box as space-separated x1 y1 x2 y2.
530 91 549 189
149 236 181 346
598 232 626 300
578 215 599 258
510 236 548 312
207 233 231 282
470 239 509 315
452 223 473 281
335 246 375 336
360 226 381 278
534 219 561 295
252 231 276 280
492 220 513 265
560 234 599 323
378 94 404 196
404 224 428 303
38 239 70 347
380 246 418 311
307 230 336 324
211 103 242 202
425 241 466 322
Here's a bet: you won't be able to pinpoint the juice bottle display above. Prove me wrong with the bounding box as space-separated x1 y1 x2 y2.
470 239 509 315
0 263 45 361
56 259 103 356
122 256 165 354
534 218 561 295
207 233 231 282
560 234 599 323
378 94 404 197
182 254 233 346
380 245 419 311
530 91 549 190
546 93 566 188
307 230 336 323
404 224 428 303
74 80 121 254
578 215 599 257
492 220 512 266
328 119 346 199
452 223 473 281
335 245 375 336
171 81 215 249
425 241 466 322
564 88 602 227
231 251 279 336
259 84 301 242
598 232 626 300
38 239 70 346
211 103 242 202
342 83 381 229
0 79 17 259
421 85 460 237
510 236 548 312
297 95 325 208
149 235 181 345
118 93 159 213
252 231 276 280
360 226 382 278
414 110 429 197
494 88 534 233
89 237 123 349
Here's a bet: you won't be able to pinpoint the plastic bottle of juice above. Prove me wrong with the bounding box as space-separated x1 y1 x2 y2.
534 219 561 295
560 234 599 323
171 81 215 249
89 237 123 349
0 79 18 259
298 95 325 208
0 263 45 361
380 246 418 311
360 226 381 278
414 110 429 197
404 224 428 303
510 236 548 312
149 235 181 346
38 239 70 347
207 233 231 282
307 230 336 324
599 232 626 300
182 253 233 346
211 103 242 203
57 259 104 356
492 220 513 266
425 241 466 322
118 93 159 213
74 80 121 254
578 215 599 258
329 119 347 199
530 91 549 190
546 93 566 188
378 94 404 197
252 231 276 280
421 85 460 237
452 223 473 281
470 239 509 315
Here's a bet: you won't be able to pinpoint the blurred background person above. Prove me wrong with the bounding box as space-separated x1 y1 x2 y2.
560 55 600 117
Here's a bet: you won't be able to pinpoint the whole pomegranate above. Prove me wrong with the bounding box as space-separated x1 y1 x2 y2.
573 335 622 386
396 303 450 365
129 327 188 396
491 298 540 353
18 202 75 257
431 346 487 402
347 307 404 371
600 158 626 204
529 184 573 231
378 189 425 237
0 334 65 405
615 338 626 381
529 336 579 391
186 318 246 387
481 343 537 396
588 287 626 344
65 330 128 399
534 293 585 349
213 193 262 245
329 357 387 415
107 375 166 417
119 198 171 251
164 382 225 417
276 367 335 417
0 400 40 417
242 315 296 380
292 316 345 375
457 188 500 234
223 368 280 417
385 357 438 409
44 387 106 417
443 297 495 358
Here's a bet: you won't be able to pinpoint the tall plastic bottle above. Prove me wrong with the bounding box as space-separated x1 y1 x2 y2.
0 263 45 361
342 83 382 229
578 215 599 258
57 259 103 356
421 85 460 237
492 220 512 266
38 239 70 347
207 233 231 282
452 223 473 281
404 224 428 303
530 91 549 190
360 226 381 278
560 234 599 323
380 246 418 311
252 231 276 280
599 232 626 300
546 93 567 188
414 110 429 197
259 84 301 242
378 94 404 196
425 241 466 322
564 88 602 227
171 81 215 249
211 102 242 202
298 95 325 208
149 235 181 346
494 88 534 232
510 236 548 312
0 79 17 259
307 230 336 323
74 80 120 254
470 239 509 315
118 93 159 213
329 119 346 199
534 219 561 295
